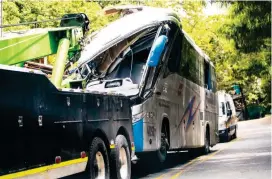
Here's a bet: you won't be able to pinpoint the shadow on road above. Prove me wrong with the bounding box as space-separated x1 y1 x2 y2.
65 149 219 179
131 150 218 179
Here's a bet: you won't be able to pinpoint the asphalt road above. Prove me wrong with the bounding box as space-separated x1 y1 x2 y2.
132 116 271 179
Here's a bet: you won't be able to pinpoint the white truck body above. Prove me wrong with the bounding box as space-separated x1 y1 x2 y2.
217 91 238 141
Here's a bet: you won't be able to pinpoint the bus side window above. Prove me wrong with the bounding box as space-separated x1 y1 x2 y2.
179 34 200 85
167 31 182 73
211 66 217 92
204 60 211 90
199 57 204 87
179 35 190 79
187 44 198 84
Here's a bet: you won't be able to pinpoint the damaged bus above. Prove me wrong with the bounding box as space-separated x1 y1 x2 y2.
72 7 219 165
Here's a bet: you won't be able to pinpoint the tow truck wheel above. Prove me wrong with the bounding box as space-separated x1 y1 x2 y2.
111 135 131 179
89 137 110 179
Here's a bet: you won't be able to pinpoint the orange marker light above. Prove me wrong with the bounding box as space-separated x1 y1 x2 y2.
55 156 61 164
81 151 86 158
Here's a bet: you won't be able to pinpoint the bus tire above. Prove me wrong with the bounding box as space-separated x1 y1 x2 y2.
156 131 168 163
201 129 210 155
89 137 110 179
111 135 131 179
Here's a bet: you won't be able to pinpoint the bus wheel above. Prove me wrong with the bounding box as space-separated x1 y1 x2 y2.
112 135 131 179
157 132 168 163
89 137 110 179
202 129 210 155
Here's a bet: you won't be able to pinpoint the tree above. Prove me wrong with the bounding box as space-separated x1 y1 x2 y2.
221 1 271 109
222 1 271 53
2 0 118 32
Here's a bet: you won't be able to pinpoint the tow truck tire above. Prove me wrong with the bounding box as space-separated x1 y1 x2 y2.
89 137 110 179
111 135 131 179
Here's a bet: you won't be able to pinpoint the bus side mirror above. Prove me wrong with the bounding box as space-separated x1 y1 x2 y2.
146 35 168 67
138 35 168 99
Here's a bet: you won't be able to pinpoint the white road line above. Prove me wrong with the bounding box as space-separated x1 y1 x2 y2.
240 128 271 132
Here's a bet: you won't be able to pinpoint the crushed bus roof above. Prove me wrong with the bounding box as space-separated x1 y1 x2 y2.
78 7 212 67
78 7 180 66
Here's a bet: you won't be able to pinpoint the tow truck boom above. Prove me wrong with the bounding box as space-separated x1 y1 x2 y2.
0 13 89 87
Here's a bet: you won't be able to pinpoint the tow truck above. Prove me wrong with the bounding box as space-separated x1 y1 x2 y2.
0 13 136 179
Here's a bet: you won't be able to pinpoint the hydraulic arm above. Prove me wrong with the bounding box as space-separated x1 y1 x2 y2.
0 13 90 87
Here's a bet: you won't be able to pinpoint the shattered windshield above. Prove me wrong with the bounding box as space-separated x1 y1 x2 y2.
79 27 158 96
78 26 158 83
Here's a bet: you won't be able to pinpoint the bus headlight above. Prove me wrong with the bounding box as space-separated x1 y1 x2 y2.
132 112 145 123
146 112 154 118
132 112 155 123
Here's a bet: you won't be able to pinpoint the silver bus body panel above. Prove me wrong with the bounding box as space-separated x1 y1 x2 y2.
133 73 218 152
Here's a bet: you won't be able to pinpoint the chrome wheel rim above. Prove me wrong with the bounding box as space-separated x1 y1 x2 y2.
119 147 128 179
95 151 105 179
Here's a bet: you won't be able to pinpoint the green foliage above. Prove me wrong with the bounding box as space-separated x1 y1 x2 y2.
3 1 22 30
2 0 117 32
92 0 121 8
223 1 271 109
225 1 271 53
